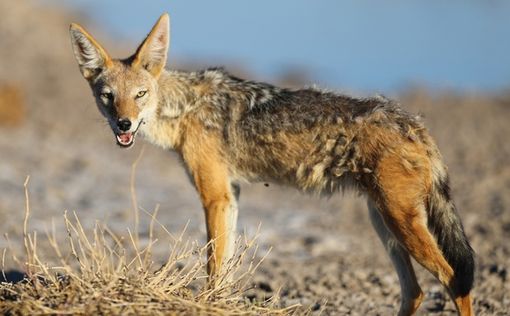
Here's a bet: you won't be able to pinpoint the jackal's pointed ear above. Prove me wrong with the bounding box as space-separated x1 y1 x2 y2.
132 13 170 78
69 23 112 80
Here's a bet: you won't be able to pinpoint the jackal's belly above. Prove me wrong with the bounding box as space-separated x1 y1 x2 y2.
230 127 365 194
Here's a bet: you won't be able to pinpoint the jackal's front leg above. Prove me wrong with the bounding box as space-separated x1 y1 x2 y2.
185 153 239 281
202 182 239 279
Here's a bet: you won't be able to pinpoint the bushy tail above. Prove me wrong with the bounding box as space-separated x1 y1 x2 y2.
427 159 475 296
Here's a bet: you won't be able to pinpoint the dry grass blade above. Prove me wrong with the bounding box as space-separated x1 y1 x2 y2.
130 145 145 248
22 176 32 279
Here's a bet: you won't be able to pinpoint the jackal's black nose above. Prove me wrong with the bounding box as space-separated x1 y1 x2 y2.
117 119 132 131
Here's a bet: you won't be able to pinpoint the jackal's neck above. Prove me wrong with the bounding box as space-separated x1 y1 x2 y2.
141 68 233 150
155 70 199 118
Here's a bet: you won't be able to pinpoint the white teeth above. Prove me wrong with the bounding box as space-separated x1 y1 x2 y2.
116 133 135 147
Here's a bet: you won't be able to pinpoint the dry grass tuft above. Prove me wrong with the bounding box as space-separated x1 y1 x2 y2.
0 166 301 315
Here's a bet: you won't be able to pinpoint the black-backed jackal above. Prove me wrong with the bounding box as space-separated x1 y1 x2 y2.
69 13 474 315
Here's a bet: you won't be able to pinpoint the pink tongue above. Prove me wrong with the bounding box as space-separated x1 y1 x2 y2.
119 133 132 143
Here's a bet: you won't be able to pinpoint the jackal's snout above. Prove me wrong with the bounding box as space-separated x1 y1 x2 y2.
117 118 132 132
114 118 143 149
115 118 134 147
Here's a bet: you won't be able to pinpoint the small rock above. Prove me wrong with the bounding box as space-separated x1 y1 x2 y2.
498 268 507 280
257 281 273 292
488 263 499 274
424 287 446 312
488 263 507 281
303 235 320 247
501 221 510 233
0 270 26 283
310 302 321 311
245 293 256 302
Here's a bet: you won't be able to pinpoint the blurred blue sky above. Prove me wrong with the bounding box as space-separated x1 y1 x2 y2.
55 0 510 92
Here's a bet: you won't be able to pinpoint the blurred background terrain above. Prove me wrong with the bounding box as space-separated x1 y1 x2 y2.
0 0 509 314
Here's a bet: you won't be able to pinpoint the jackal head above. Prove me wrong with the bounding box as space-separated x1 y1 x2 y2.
69 14 169 148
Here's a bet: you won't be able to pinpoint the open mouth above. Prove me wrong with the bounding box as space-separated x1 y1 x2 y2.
115 120 143 148
116 132 135 148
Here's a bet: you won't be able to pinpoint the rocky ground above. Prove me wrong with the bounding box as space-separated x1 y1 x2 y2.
0 1 509 315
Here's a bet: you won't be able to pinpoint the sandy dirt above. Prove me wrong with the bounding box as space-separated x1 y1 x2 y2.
0 1 509 315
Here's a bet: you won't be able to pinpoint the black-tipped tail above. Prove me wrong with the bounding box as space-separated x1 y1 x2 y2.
427 173 475 296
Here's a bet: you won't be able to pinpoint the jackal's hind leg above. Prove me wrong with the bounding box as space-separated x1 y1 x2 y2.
368 200 423 316
374 150 473 315
377 201 473 315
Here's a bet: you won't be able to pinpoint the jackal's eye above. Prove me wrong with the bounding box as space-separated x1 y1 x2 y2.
100 92 113 101
135 90 148 99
